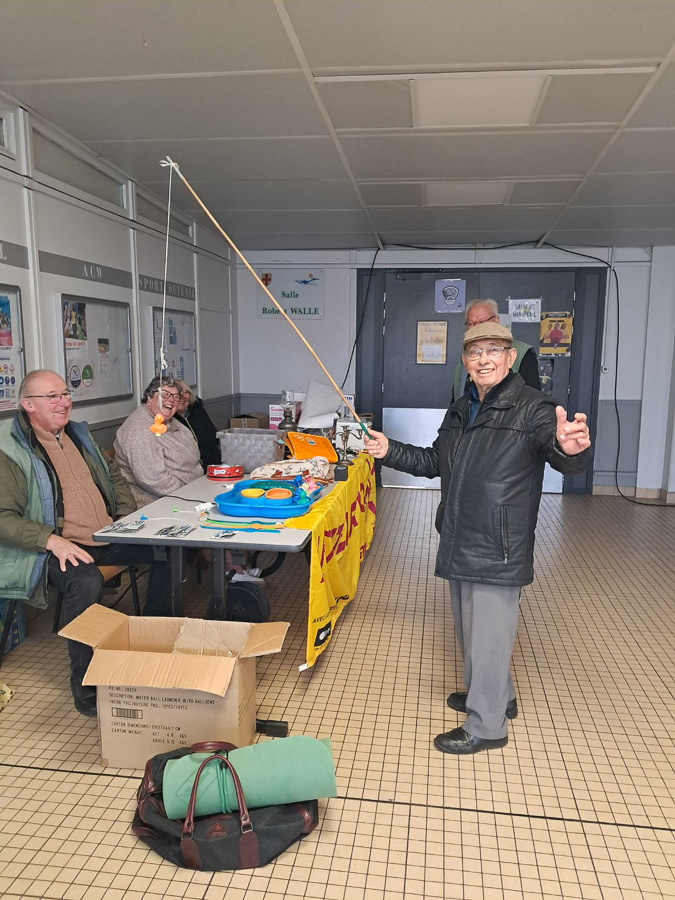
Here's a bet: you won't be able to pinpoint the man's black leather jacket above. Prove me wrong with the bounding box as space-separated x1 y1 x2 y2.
382 372 591 587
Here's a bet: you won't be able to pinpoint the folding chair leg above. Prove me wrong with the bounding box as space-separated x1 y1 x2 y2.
129 567 141 616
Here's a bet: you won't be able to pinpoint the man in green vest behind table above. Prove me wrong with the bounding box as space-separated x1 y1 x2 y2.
452 299 541 402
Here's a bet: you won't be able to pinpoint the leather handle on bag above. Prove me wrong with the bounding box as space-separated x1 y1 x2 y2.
180 753 259 870
189 741 237 753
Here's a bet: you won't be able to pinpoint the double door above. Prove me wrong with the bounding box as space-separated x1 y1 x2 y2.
380 269 577 490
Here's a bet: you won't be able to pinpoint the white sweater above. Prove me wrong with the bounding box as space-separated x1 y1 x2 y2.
114 405 203 508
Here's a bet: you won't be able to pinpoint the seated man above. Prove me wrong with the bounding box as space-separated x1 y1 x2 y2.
0 370 171 716
114 376 203 507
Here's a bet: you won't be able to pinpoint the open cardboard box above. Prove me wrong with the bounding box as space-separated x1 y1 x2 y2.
229 411 269 429
60 605 289 769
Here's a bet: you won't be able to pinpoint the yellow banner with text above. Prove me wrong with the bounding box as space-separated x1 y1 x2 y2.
286 454 376 668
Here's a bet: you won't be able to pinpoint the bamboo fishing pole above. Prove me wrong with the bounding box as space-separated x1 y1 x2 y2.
160 157 370 439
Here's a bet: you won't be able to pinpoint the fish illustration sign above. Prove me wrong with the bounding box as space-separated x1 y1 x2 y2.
257 269 325 320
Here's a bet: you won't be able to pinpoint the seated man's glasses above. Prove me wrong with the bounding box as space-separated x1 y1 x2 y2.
466 314 498 327
465 345 511 360
25 390 74 403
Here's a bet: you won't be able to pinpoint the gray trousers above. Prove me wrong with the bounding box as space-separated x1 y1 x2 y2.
450 579 521 740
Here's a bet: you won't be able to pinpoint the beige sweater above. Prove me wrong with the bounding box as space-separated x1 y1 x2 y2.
34 426 112 544
114 405 203 507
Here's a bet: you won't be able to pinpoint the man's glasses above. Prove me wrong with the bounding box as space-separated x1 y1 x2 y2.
465 314 498 327
25 390 73 404
157 389 180 403
465 346 511 360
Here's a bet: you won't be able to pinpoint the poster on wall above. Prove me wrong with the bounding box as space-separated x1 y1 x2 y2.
61 295 133 404
434 279 466 313
152 308 197 385
539 311 573 356
0 285 25 413
538 357 554 395
509 298 541 323
256 269 324 320
416 321 448 365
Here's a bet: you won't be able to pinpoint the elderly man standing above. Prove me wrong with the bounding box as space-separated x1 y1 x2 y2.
451 298 540 401
0 370 171 716
364 323 591 754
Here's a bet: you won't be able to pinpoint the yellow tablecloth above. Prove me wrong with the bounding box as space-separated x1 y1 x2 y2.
286 454 376 668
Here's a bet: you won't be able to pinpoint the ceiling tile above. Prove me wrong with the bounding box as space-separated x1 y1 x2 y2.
358 184 424 206
573 173 675 205
0 0 296 79
557 206 675 229
342 131 612 179
598 129 675 172
510 180 580 204
628 62 675 127
88 137 347 183
230 232 377 251
207 209 372 234
372 206 560 232
163 179 361 211
5 74 328 141
535 73 651 124
550 227 675 247
318 81 412 129
286 0 675 70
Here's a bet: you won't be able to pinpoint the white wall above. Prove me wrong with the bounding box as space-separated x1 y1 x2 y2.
236 251 354 399
0 96 234 435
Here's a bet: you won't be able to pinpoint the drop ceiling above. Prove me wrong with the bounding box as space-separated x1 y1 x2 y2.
2 0 675 250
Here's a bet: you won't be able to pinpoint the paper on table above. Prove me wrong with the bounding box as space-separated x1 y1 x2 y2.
297 380 340 429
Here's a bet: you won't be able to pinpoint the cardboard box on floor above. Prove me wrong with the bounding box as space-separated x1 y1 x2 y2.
59 605 289 769
229 411 269 429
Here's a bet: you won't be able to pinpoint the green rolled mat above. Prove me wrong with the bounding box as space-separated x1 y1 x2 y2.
162 736 336 820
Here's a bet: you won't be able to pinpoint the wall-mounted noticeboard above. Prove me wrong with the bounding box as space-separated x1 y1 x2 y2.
416 320 448 365
0 284 26 413
61 295 133 404
152 307 197 386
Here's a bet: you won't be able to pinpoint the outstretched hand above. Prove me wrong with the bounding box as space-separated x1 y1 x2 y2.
555 406 591 456
363 427 389 460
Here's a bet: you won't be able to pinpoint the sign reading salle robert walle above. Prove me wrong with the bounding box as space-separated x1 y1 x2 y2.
256 269 325 320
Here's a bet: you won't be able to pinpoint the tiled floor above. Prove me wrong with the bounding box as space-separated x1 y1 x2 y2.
1 488 675 899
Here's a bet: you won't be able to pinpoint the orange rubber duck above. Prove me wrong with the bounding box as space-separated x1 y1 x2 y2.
150 413 167 435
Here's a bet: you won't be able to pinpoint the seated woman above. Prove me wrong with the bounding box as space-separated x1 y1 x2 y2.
174 380 221 470
114 376 203 507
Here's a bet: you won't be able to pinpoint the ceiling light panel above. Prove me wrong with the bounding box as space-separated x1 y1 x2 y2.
423 180 510 206
413 73 547 127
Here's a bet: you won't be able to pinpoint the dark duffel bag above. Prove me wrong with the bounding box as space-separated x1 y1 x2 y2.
132 741 319 870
